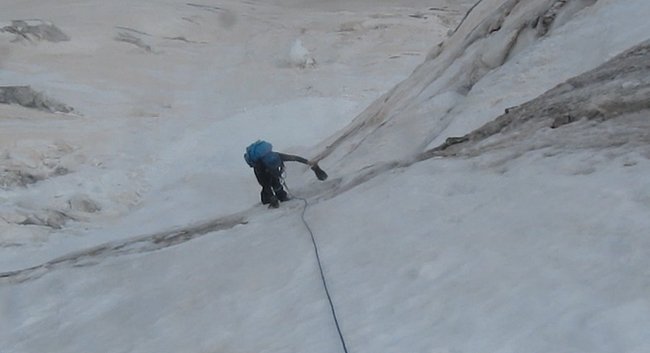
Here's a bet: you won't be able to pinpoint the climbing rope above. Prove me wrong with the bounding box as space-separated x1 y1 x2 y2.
281 178 350 353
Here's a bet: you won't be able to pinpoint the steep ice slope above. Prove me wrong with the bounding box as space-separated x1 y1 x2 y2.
290 1 650 351
313 0 650 174
303 154 650 353
423 40 650 160
2 1 650 353
0 0 460 267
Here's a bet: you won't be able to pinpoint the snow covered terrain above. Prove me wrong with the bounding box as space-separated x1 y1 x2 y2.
1 0 649 352
0 0 458 267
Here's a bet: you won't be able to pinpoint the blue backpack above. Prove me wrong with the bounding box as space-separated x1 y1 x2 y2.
245 140 282 170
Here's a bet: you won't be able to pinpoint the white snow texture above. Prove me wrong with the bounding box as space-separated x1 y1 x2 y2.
1 0 649 353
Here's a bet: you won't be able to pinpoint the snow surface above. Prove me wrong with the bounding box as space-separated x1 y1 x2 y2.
1 0 456 267
2 0 649 352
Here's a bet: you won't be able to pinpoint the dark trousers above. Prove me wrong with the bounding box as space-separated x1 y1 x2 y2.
254 166 288 204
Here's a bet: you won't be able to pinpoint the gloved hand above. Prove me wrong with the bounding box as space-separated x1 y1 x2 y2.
311 164 328 181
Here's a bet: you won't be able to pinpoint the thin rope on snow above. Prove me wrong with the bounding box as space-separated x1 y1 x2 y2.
282 179 350 353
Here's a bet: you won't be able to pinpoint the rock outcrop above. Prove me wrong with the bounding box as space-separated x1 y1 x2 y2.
0 86 73 113
1 20 70 43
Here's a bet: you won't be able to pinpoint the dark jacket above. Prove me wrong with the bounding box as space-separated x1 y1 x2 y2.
251 152 327 207
253 152 308 206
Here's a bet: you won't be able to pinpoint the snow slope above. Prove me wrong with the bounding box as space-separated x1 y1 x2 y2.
313 0 650 171
1 0 460 267
2 0 650 353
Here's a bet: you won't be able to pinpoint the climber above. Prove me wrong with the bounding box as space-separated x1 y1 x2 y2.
244 140 328 208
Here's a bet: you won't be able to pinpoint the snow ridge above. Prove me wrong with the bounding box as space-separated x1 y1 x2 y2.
425 39 650 159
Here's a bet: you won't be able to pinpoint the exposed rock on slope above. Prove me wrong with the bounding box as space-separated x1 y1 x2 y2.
114 31 154 53
0 86 74 113
0 141 74 190
312 0 616 170
323 38 650 199
424 40 650 159
1 20 70 43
